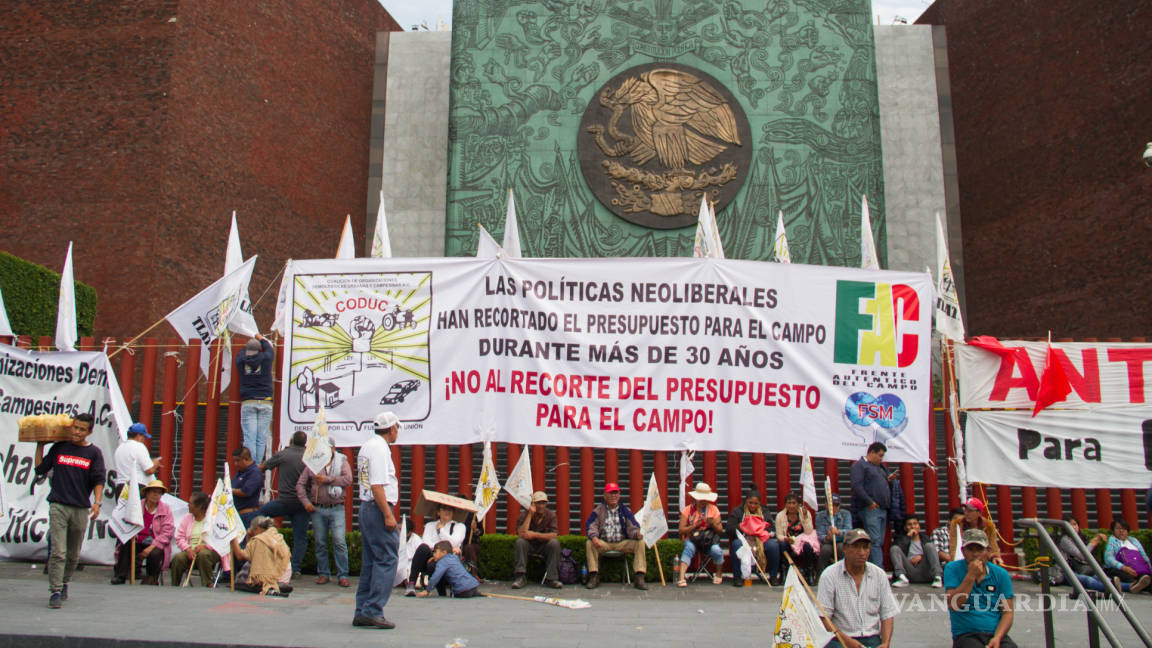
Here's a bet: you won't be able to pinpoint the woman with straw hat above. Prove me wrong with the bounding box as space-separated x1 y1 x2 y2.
676 482 725 587
111 480 174 585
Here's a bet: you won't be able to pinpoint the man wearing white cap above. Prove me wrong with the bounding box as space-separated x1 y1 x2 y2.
675 482 725 587
353 411 401 630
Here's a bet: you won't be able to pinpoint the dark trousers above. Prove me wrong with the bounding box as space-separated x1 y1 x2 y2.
514 537 561 581
115 541 163 580
953 633 1017 648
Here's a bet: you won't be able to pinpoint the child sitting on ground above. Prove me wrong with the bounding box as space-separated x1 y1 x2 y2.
415 541 483 598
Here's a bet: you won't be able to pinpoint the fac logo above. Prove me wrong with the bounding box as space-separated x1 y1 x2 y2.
833 281 919 367
843 392 908 443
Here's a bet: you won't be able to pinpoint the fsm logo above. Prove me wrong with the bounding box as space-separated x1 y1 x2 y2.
833 281 919 367
843 392 909 443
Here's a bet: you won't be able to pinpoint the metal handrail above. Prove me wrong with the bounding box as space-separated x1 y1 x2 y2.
1016 518 1152 648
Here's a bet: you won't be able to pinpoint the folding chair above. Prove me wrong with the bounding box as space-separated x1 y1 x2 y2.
689 552 719 583
599 550 632 584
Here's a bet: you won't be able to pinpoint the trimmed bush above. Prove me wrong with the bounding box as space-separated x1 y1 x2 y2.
0 251 96 338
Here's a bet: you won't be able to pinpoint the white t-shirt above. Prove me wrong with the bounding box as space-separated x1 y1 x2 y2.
114 438 154 486
421 519 466 549
358 434 397 504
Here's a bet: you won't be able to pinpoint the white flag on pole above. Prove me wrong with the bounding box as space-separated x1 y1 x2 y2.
637 472 668 548
934 213 965 341
0 280 13 337
502 190 523 258
476 224 502 258
371 192 393 258
693 196 725 259
224 212 259 337
824 476 834 515
474 441 502 519
204 464 244 558
271 259 294 334
336 215 356 259
166 256 257 383
678 449 695 512
55 242 77 352
773 567 836 647
302 402 334 474
504 446 533 508
773 211 792 264
800 451 818 511
109 472 145 544
394 515 413 587
860 194 880 270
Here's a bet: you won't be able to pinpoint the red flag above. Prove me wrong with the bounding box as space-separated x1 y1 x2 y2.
1032 344 1072 416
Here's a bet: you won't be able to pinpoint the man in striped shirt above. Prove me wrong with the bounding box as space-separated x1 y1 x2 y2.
817 529 899 648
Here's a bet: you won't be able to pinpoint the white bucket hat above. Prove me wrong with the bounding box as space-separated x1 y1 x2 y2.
688 482 718 502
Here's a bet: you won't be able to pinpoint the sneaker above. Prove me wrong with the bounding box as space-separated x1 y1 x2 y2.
48 592 62 609
892 574 910 588
61 584 68 601
1131 575 1151 595
1113 576 1125 594
931 576 943 589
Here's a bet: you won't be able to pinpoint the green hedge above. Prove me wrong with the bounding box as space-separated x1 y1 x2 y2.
0 251 96 338
282 529 684 581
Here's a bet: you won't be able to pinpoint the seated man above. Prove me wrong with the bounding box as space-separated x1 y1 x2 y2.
817 529 899 648
229 516 293 596
944 529 1017 648
890 515 942 588
229 447 264 528
511 491 562 589
816 494 851 572
415 540 483 598
170 492 231 585
933 507 963 564
585 482 647 590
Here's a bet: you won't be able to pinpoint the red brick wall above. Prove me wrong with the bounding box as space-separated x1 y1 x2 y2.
0 0 399 338
917 1 1152 338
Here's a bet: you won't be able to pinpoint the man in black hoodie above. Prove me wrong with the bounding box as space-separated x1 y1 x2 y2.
236 333 274 462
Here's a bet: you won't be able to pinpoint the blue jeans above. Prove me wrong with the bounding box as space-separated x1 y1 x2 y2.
730 535 782 578
858 507 888 567
241 400 273 462
1077 573 1129 593
312 506 349 578
256 498 310 574
356 500 398 619
680 538 724 566
829 636 882 648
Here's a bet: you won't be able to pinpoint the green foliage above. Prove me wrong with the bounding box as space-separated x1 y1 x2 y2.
0 251 96 338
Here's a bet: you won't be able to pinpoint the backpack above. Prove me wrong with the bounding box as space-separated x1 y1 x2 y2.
558 548 581 584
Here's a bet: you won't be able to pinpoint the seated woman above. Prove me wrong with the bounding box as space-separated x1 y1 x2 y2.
112 480 174 585
169 492 232 586
406 503 467 595
775 492 819 583
229 516 293 596
947 497 1003 565
676 483 725 587
726 492 781 586
1103 518 1151 594
1056 514 1136 596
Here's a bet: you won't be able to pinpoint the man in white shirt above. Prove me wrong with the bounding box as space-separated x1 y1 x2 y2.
353 411 400 630
113 423 159 490
817 529 899 648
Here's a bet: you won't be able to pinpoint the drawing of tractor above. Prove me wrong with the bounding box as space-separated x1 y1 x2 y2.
380 305 417 331
379 379 420 404
300 308 339 328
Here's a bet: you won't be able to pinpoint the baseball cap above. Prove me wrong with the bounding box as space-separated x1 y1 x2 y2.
373 411 400 431
604 482 620 494
128 422 152 439
962 528 990 548
830 494 841 504
244 338 262 356
844 529 872 545
964 497 986 514
531 491 548 503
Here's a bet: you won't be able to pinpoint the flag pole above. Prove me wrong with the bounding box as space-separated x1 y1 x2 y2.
130 539 136 585
784 552 850 647
108 315 170 359
181 552 195 587
653 545 665 586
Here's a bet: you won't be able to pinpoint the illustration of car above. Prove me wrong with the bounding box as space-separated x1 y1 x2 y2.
380 379 420 404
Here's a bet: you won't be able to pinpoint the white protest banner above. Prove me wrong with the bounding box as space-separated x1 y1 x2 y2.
773 566 835 647
108 473 144 544
166 256 258 385
276 257 933 462
965 408 1152 488
637 472 668 548
0 346 132 562
957 340 1152 410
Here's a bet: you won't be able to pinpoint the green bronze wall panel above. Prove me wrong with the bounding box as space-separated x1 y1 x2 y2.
446 0 886 264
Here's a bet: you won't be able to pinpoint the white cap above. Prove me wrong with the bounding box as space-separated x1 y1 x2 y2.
373 411 400 431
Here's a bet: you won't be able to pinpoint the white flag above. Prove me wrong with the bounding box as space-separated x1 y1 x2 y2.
0 280 13 337
476 224 502 258
800 451 818 511
166 256 257 383
934 213 965 341
394 515 411 587
824 476 834 515
204 464 244 557
504 446 533 508
371 192 392 258
693 196 725 259
678 449 695 512
773 567 835 648
109 473 144 544
302 402 334 474
473 441 502 518
773 211 792 264
224 212 259 337
860 194 880 270
734 529 754 579
271 259 294 334
637 472 668 548
502 190 522 258
335 215 356 259
55 242 77 352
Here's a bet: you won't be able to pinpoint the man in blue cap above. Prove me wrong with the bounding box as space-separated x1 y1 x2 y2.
113 422 159 492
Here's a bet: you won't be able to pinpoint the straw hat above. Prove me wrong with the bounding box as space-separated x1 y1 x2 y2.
688 482 718 502
142 479 167 494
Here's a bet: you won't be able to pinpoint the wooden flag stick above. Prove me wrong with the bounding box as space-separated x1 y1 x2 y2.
833 534 839 564
653 544 666 587
784 552 850 647
108 315 169 359
181 551 196 587
130 539 136 585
